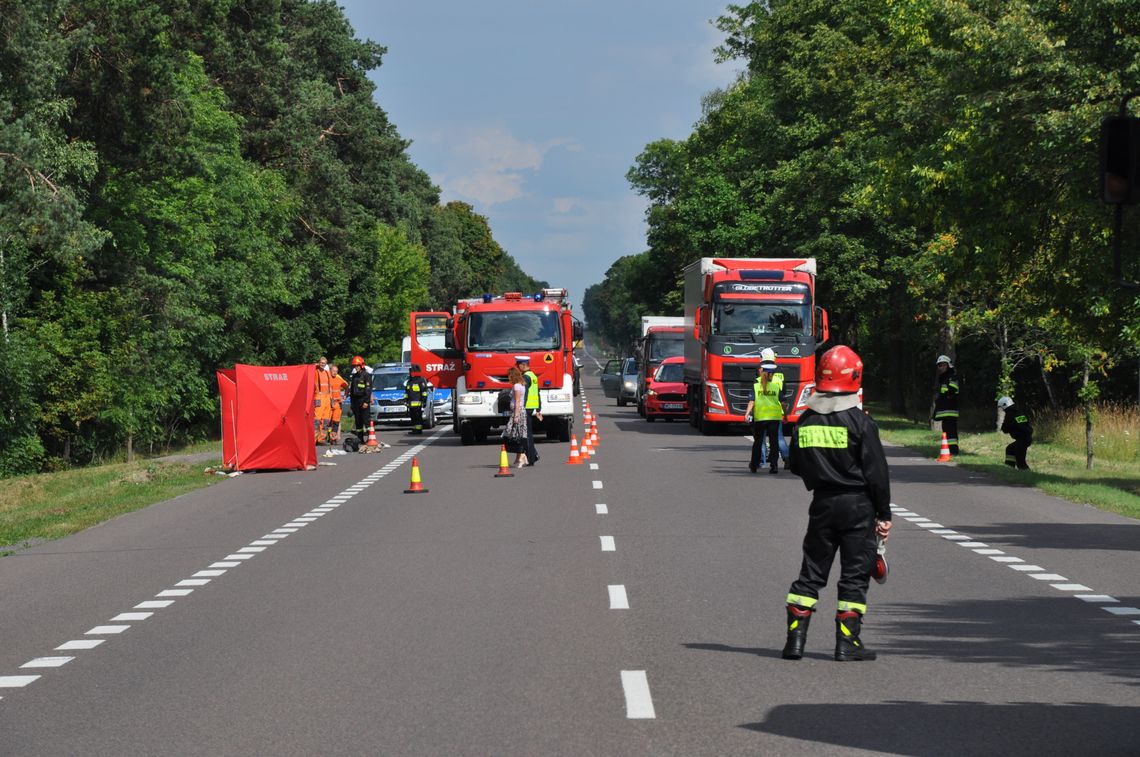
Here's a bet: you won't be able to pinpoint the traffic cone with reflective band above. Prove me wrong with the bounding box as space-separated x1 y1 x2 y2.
566 435 583 464
494 445 514 477
591 417 601 441
366 421 379 447
580 432 593 457
404 457 428 493
937 432 952 462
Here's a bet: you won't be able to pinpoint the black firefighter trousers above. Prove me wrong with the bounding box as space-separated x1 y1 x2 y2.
788 491 877 611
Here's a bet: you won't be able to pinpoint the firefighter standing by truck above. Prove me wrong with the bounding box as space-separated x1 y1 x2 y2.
782 345 892 662
934 355 960 456
405 364 429 435
347 356 373 447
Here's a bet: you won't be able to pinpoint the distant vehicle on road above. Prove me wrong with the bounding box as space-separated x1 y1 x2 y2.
644 356 687 422
601 357 639 406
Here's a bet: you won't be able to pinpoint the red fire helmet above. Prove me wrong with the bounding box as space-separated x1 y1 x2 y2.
351 355 365 367
817 345 863 393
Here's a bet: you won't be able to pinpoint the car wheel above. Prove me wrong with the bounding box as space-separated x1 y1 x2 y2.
646 414 656 423
617 396 626 407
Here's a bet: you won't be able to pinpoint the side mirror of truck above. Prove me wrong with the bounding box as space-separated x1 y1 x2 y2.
444 330 455 350
815 307 829 344
572 321 584 342
692 308 703 341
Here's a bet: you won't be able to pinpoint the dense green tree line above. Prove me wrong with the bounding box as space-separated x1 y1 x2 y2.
0 0 542 474
586 0 1140 438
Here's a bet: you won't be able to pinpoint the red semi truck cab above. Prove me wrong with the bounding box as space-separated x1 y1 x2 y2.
410 290 582 445
683 258 829 433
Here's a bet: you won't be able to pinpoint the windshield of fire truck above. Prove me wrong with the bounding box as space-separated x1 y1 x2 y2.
468 311 561 351
648 334 684 361
713 303 811 337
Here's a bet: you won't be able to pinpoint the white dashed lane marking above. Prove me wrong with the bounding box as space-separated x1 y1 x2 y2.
0 430 447 701
596 504 608 515
592 481 604 489
600 535 616 552
608 585 630 610
620 671 656 719
889 503 1139 627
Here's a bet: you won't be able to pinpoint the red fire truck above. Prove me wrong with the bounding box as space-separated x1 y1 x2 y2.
409 289 582 445
684 258 829 433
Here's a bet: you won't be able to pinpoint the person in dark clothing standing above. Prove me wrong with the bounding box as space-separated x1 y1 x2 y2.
347 355 373 444
998 396 1032 470
405 364 429 435
783 345 892 662
934 354 960 455
517 356 542 466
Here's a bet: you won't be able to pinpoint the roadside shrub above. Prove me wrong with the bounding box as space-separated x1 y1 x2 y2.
0 434 46 477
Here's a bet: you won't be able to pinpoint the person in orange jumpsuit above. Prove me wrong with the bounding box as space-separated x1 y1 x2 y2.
328 364 348 443
314 356 333 444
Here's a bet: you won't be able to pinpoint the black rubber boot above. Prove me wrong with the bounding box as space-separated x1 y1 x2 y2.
781 606 813 660
834 611 877 661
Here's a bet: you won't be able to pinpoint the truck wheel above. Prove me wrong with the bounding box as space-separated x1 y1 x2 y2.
460 422 475 445
558 418 571 443
474 425 489 443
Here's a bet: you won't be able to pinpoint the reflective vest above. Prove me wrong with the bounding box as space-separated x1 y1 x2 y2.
752 372 784 421
524 370 540 410
934 369 960 420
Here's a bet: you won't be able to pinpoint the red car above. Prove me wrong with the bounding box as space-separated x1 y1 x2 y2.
644 356 688 422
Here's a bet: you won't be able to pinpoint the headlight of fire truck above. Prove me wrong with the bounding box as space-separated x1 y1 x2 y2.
546 392 572 403
458 394 483 405
794 383 815 414
706 383 725 408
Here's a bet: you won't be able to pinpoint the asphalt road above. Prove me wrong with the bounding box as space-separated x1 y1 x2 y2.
1 379 1137 756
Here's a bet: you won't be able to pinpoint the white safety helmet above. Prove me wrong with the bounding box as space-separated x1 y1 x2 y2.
997 396 1014 410
936 354 953 366
760 347 776 362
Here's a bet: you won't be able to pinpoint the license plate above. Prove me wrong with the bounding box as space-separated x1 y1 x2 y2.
382 406 406 413
662 403 683 410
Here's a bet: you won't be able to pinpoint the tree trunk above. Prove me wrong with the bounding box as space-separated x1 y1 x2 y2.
126 432 134 464
1039 355 1057 409
1083 361 1094 471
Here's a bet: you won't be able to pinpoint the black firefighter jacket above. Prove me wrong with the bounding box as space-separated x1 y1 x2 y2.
789 394 892 522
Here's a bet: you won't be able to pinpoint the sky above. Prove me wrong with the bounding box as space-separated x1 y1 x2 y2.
337 0 741 313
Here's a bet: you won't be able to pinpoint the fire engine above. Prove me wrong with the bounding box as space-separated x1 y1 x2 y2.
409 289 582 445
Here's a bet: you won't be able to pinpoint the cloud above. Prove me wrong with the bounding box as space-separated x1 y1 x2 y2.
433 126 578 207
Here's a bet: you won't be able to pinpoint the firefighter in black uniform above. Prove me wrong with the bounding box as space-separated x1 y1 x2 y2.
998 395 1032 469
934 354 960 455
783 345 892 662
347 355 373 448
405 364 429 435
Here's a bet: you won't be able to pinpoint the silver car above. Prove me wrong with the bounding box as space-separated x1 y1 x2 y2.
601 357 639 406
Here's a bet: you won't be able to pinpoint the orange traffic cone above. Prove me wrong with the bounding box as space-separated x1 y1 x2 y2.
591 417 601 441
566 435 583 464
404 457 429 493
495 444 515 477
937 432 952 462
366 421 379 447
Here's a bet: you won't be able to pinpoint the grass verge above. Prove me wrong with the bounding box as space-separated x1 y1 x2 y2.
0 455 223 555
870 406 1140 521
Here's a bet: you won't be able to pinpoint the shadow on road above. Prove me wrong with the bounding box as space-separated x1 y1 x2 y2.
741 701 1140 755
960 522 1140 553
